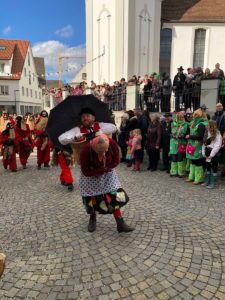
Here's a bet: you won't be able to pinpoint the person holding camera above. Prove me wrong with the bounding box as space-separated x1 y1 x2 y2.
202 120 222 189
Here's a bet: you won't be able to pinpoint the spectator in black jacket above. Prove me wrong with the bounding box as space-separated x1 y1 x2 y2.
173 66 186 112
212 103 225 135
160 112 173 172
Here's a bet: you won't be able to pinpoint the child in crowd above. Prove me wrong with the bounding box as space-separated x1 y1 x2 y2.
126 131 133 167
130 129 142 171
202 120 222 189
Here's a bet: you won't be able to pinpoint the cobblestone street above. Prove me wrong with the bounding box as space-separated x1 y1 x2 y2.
1 154 225 300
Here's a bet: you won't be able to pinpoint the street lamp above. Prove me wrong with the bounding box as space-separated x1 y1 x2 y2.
14 90 19 114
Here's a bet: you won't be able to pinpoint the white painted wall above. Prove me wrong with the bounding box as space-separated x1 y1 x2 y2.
0 44 43 114
163 23 225 81
19 45 43 109
85 0 162 85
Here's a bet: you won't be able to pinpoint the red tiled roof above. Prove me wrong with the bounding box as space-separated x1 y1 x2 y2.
162 0 225 23
0 40 29 80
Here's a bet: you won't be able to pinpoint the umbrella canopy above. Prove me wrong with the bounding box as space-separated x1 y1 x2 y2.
46 94 113 150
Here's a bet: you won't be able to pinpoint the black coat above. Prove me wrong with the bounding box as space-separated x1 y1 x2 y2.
118 123 129 148
161 120 172 148
212 111 225 135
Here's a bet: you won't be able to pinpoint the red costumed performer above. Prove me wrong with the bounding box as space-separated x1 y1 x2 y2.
52 147 74 191
79 134 134 232
15 116 32 168
59 108 134 233
0 122 18 171
34 110 51 169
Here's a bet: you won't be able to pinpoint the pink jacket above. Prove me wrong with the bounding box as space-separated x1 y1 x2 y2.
131 135 142 153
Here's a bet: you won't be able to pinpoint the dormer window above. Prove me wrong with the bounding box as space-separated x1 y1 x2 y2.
0 46 6 51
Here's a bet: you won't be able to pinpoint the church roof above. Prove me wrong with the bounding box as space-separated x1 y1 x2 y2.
162 0 225 23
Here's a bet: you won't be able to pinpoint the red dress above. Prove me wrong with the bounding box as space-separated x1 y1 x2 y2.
34 127 50 165
15 124 32 166
0 126 18 171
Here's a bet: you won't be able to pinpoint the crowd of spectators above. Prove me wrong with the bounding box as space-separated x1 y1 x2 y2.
42 62 225 112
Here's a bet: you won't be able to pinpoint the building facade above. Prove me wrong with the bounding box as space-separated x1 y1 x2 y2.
0 40 44 115
85 0 162 85
160 0 225 79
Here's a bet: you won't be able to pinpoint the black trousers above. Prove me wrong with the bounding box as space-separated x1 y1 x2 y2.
191 158 204 166
205 156 218 173
192 96 200 111
148 149 160 169
120 147 127 161
162 146 170 169
161 95 171 112
171 153 185 162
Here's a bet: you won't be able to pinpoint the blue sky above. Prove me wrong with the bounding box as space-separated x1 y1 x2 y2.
0 0 86 83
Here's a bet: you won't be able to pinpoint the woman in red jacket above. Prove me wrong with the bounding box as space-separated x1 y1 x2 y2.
79 134 134 233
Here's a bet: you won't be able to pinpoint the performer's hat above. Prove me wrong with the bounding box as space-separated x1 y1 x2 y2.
79 107 96 117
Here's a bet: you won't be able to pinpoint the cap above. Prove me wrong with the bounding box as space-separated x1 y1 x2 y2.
200 104 208 110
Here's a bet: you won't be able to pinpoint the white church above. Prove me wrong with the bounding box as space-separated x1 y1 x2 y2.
83 0 225 85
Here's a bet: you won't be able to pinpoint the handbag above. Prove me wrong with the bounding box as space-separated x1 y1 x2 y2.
186 144 196 156
178 144 186 154
205 146 212 157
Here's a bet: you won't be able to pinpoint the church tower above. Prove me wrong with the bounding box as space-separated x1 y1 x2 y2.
85 0 163 84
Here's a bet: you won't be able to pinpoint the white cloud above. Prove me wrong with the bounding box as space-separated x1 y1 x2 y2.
55 25 73 38
2 26 12 35
32 40 86 82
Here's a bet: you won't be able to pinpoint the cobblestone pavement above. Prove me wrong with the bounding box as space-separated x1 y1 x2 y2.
1 154 225 300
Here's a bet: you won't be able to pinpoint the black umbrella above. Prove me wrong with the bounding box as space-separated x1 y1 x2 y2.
46 94 113 150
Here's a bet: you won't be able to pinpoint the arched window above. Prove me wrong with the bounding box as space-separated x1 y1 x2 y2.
160 28 172 75
193 29 206 67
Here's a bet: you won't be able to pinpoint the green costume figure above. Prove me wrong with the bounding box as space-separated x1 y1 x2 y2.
186 109 208 184
169 113 188 177
184 110 193 174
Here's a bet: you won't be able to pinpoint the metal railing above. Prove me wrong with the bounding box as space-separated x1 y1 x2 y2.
102 85 222 112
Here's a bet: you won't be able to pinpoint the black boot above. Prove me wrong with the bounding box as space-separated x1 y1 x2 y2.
67 184 74 191
22 164 27 169
116 218 134 233
88 213 96 232
37 164 41 170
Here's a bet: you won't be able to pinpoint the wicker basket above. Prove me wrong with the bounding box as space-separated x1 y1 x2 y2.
0 253 6 278
70 141 87 164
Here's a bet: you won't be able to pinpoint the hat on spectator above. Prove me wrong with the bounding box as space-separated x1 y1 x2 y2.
200 104 208 110
164 112 172 117
177 66 184 71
